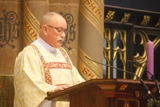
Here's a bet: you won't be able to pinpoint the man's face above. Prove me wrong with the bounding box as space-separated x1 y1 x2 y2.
44 15 67 48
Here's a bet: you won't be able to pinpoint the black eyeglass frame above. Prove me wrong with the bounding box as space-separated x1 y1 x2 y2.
47 25 67 34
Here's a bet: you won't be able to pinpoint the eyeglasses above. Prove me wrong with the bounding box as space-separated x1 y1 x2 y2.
47 25 67 35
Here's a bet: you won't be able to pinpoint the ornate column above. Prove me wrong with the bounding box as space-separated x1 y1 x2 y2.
23 0 49 45
78 0 104 80
0 0 23 74
0 0 23 106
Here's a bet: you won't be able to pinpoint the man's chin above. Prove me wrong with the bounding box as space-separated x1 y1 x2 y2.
57 44 63 48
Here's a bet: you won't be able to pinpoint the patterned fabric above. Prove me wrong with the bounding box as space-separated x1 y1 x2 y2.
31 45 72 85
14 44 85 107
31 44 53 85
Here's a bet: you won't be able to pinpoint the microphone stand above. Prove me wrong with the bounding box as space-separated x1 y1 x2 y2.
85 56 157 107
127 60 159 107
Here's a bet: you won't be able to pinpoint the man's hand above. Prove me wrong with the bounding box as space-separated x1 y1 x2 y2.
54 84 72 92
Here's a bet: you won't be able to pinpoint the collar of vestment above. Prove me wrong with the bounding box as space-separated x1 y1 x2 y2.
32 36 56 53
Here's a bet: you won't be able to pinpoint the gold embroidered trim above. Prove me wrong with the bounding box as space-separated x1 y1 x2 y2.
47 62 71 69
31 45 72 85
59 47 72 69
31 45 52 85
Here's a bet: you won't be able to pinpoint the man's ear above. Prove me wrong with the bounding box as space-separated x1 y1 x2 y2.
42 25 48 35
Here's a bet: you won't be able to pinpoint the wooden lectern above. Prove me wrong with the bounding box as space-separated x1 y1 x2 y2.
46 79 159 107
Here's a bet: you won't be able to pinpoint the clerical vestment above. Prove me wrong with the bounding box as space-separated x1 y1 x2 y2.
14 43 85 107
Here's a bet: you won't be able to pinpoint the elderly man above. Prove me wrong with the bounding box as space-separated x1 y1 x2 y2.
14 12 85 107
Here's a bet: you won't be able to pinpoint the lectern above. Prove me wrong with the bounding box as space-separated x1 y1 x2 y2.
46 79 159 107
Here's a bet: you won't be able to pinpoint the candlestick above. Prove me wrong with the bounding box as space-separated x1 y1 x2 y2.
147 41 154 80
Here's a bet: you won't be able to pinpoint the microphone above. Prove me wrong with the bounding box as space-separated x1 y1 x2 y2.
127 60 160 100
85 56 136 77
85 56 156 105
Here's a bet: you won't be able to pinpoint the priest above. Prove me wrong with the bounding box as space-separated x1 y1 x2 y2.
14 12 85 107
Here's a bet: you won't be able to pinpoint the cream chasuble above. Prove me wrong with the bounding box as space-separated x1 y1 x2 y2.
14 37 85 107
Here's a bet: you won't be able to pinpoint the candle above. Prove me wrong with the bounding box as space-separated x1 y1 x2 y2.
147 41 154 80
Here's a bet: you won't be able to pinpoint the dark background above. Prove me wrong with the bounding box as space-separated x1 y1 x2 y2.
105 0 160 12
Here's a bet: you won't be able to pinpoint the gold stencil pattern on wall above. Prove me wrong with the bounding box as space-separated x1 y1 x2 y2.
78 48 101 80
80 0 104 35
23 2 40 45
79 0 104 79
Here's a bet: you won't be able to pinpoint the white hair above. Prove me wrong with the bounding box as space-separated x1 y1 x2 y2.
40 12 63 27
